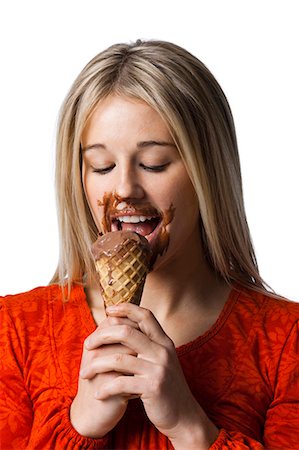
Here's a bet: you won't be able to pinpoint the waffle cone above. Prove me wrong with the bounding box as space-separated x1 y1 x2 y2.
92 232 151 308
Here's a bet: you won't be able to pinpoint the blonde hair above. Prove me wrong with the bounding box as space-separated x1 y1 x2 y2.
51 39 270 294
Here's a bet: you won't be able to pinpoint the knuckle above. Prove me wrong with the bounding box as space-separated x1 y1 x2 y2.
84 336 92 349
106 375 123 395
88 358 97 373
120 324 133 339
80 363 92 379
142 308 153 321
95 383 109 399
84 326 102 348
114 376 123 390
159 347 172 366
86 349 97 363
113 352 124 365
108 316 122 326
157 362 168 380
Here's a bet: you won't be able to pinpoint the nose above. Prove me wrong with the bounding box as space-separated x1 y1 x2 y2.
115 165 145 200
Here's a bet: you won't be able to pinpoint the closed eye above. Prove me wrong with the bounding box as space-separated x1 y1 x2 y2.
139 162 170 172
92 164 115 174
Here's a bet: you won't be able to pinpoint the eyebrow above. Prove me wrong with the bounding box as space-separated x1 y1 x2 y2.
82 140 176 152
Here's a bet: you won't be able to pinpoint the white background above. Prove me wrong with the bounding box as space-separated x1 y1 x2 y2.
0 0 298 300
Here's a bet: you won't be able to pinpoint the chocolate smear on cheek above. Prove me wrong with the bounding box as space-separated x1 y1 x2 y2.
150 203 175 267
97 192 122 233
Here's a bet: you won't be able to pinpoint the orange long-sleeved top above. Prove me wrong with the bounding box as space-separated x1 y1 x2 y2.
1 284 299 449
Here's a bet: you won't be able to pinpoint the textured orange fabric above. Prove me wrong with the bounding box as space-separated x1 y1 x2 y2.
1 284 299 449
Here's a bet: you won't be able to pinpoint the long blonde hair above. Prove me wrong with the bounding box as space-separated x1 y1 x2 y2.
51 39 270 294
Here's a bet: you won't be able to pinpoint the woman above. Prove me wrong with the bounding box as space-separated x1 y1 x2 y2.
1 40 298 449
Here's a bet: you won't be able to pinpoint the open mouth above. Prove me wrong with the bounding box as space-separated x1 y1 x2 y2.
111 214 162 241
98 193 168 248
99 193 175 264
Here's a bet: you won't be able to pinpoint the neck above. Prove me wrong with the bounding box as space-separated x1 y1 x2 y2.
141 229 229 323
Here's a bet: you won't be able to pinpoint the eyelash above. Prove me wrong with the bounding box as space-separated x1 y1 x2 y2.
140 162 170 172
92 165 115 175
92 163 170 174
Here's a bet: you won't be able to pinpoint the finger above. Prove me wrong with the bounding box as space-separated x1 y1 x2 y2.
85 316 139 349
106 303 173 349
99 316 140 330
85 324 156 356
85 323 176 375
86 343 138 358
94 374 147 400
80 342 138 376
80 352 153 379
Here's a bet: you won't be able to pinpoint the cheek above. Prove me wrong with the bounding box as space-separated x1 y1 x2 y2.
82 170 105 230
82 169 96 207
84 181 99 209
174 174 198 210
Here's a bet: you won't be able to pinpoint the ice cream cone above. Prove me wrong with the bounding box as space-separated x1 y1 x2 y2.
92 231 151 308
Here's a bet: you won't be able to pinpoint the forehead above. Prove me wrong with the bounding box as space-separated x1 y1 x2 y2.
81 94 172 145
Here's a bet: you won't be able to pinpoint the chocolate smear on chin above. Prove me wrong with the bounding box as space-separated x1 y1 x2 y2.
150 203 175 267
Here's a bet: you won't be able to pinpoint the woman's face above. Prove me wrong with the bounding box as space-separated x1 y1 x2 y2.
81 94 200 268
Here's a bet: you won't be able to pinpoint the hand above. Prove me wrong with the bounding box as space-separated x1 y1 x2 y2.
70 316 139 439
84 303 218 448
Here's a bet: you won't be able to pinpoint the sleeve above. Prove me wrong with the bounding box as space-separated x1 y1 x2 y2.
0 299 109 450
26 398 110 450
0 300 33 449
209 320 299 450
209 429 263 449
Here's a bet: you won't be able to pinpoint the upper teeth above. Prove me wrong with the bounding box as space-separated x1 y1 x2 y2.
118 215 149 223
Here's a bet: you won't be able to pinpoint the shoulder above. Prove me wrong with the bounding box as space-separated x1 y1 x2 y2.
1 285 60 316
1 284 59 304
0 283 85 323
236 287 299 320
0 283 86 356
234 286 299 344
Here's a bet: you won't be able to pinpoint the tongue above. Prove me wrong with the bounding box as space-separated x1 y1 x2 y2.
121 221 156 236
